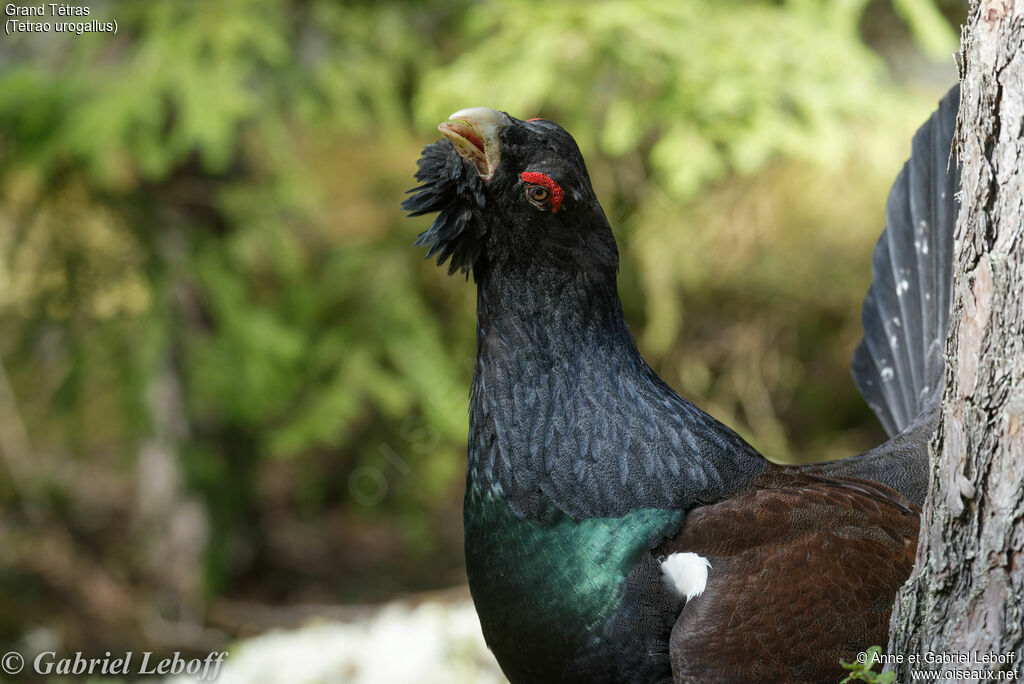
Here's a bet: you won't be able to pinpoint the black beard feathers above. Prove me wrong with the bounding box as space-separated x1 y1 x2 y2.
403 140 488 279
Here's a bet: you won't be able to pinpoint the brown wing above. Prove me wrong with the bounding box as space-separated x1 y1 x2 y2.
661 466 919 684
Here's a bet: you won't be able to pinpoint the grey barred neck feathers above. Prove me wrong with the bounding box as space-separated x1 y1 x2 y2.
466 284 766 520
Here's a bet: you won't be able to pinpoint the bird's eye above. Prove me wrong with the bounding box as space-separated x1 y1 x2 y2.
519 172 563 212
527 185 550 202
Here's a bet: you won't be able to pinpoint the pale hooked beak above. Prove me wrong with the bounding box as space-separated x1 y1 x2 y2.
438 107 510 182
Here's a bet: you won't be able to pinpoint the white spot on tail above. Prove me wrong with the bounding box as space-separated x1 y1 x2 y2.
897 279 910 296
881 366 895 381
661 552 711 601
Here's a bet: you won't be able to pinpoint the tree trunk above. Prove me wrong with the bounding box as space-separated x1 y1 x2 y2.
889 2 1024 678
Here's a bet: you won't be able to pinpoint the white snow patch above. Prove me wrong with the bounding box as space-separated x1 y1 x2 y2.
165 598 504 684
661 552 711 601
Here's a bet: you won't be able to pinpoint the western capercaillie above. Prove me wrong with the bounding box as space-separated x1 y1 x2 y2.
404 87 960 683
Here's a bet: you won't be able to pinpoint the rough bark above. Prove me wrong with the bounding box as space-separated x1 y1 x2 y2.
889 1 1024 678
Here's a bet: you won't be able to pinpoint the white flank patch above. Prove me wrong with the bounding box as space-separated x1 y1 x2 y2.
661 552 711 601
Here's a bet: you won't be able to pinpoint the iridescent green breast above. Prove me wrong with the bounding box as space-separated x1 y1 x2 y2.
464 486 682 683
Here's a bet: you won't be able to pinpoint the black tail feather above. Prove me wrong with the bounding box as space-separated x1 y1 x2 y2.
809 86 960 505
852 85 960 437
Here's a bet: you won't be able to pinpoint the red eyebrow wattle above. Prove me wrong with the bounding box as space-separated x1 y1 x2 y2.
527 117 545 122
520 172 563 212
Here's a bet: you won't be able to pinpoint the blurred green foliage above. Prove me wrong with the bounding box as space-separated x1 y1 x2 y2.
0 0 961 654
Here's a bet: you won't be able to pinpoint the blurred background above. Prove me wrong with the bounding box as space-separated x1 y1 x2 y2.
0 0 965 681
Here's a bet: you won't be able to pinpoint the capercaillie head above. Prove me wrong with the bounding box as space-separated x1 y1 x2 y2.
403 109 619 281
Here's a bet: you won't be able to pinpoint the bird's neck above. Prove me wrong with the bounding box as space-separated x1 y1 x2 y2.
467 256 767 519
475 258 632 366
